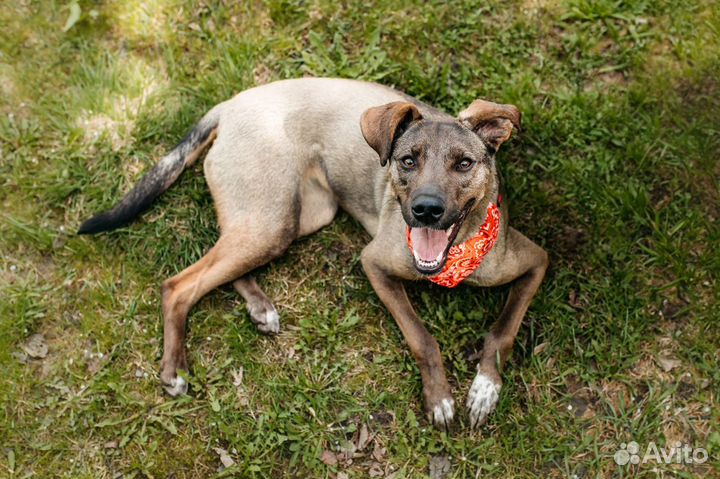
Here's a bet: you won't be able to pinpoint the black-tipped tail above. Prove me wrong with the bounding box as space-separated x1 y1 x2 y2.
78 108 220 235
77 172 168 234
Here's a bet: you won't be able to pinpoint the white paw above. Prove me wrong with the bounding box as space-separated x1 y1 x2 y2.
249 305 280 335
466 372 501 428
163 375 188 397
429 398 455 430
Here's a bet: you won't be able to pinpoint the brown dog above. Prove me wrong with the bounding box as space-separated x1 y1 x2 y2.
79 78 548 429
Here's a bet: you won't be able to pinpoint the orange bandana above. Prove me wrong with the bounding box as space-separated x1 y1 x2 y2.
406 202 501 288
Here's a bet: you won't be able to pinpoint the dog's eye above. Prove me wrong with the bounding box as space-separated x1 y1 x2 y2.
400 156 416 169
455 158 474 172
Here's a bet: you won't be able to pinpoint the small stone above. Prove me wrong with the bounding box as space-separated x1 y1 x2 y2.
429 455 451 479
11 351 28 364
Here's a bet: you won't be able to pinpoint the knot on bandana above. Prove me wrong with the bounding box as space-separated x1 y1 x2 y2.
406 202 501 288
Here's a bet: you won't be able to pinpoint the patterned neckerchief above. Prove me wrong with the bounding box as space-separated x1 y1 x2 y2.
406 201 501 288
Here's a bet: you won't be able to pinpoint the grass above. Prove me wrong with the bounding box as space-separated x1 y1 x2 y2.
1 0 718 477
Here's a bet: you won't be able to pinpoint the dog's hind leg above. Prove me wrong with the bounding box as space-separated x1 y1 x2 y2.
159 222 293 396
232 276 279 335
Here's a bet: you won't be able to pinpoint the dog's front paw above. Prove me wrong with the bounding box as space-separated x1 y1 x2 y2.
163 374 188 397
466 372 501 428
426 396 455 431
160 358 189 397
248 303 280 335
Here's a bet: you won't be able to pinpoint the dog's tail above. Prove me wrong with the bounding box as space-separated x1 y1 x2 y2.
77 106 221 235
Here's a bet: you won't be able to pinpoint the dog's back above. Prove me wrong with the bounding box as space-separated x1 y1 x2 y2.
79 78 418 234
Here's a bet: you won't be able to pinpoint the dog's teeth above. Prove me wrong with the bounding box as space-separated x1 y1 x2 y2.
413 250 442 270
417 259 438 268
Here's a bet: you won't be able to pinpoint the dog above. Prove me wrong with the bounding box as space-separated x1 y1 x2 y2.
78 78 548 429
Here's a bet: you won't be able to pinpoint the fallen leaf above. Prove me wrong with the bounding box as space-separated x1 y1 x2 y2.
569 396 591 418
560 226 586 253
213 447 235 468
339 440 356 455
22 334 48 359
87 356 103 375
356 424 372 451
467 349 482 362
7 448 15 473
569 289 584 309
429 455 451 479
336 439 357 465
368 461 384 477
231 367 249 406
104 440 118 449
336 473 349 479
658 357 682 372
320 450 338 466
62 2 81 32
661 299 682 320
372 443 387 462
231 367 244 387
370 410 395 425
533 342 548 355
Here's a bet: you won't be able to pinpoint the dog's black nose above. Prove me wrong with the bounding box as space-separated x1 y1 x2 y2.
411 195 445 224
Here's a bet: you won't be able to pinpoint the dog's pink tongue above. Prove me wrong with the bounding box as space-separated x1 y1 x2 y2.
410 227 448 262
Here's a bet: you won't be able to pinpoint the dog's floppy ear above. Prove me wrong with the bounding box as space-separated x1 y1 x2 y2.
361 102 422 166
458 99 521 153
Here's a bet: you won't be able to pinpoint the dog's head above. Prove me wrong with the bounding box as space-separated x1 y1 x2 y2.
361 99 520 275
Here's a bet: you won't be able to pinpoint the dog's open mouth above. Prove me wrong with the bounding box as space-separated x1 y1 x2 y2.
409 199 475 275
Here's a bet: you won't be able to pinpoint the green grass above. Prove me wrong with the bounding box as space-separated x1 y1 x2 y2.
1 0 719 477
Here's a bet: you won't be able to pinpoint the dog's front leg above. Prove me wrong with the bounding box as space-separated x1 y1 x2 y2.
361 245 454 430
467 228 549 428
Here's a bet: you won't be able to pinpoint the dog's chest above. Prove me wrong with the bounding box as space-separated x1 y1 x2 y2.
461 247 506 287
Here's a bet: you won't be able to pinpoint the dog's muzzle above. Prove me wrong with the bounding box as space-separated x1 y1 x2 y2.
406 199 476 275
